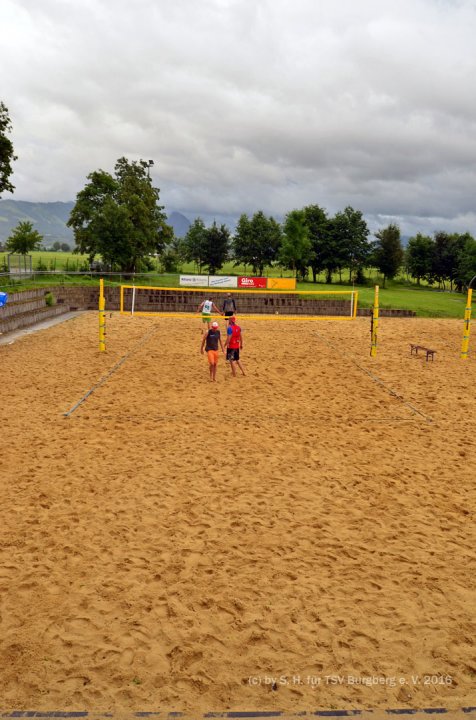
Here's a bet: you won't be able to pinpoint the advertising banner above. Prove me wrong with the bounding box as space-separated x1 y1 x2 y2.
238 276 267 289
208 275 238 288
179 275 208 287
267 278 296 290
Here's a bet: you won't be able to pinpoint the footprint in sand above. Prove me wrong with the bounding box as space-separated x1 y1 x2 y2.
60 675 91 691
119 647 135 666
64 617 98 633
92 648 121 664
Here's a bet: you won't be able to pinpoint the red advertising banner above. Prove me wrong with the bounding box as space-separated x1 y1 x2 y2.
238 276 267 289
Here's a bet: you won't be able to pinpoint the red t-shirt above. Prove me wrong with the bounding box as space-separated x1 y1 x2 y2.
228 324 241 349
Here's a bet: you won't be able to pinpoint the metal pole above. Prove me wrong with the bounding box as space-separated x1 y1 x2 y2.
99 278 106 352
370 285 379 357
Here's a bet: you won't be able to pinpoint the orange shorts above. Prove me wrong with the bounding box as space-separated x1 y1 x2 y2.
207 350 219 365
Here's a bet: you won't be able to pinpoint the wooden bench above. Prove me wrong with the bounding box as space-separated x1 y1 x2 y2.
410 344 436 362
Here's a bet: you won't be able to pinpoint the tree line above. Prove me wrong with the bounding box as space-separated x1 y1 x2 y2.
176 211 476 290
1 100 475 289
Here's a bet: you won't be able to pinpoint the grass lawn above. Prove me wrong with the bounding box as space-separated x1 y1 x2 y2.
0 250 91 272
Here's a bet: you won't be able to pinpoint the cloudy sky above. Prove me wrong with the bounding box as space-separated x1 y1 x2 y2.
2 0 476 235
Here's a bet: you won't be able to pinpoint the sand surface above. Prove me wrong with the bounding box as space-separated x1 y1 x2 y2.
1 312 475 713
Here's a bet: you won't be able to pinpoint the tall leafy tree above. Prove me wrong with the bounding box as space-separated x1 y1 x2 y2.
431 231 461 290
232 213 253 271
372 223 404 288
406 233 434 285
446 233 469 291
302 204 330 283
67 157 170 272
6 221 43 254
249 211 281 275
203 221 230 275
335 206 370 281
280 209 311 280
302 205 369 284
0 101 17 197
455 234 476 289
182 217 208 272
160 237 183 273
232 211 281 275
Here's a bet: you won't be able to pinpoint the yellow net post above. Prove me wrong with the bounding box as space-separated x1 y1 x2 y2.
370 285 379 357
460 287 472 360
99 278 106 352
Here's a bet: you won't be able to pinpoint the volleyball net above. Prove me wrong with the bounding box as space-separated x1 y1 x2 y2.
119 285 359 321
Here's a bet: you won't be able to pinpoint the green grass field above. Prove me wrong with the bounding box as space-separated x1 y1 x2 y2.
0 251 472 318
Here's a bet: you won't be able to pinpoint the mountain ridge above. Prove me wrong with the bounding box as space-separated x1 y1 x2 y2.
0 200 191 245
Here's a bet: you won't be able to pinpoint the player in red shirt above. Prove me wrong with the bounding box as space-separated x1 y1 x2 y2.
225 316 245 377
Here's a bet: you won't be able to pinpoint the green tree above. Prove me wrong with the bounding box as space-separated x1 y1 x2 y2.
67 157 171 272
5 221 43 254
160 237 183 273
302 204 330 283
446 233 469 291
406 233 434 285
60 242 71 252
0 101 16 197
232 211 282 275
455 234 476 289
203 221 230 275
232 213 252 271
336 206 370 282
280 209 311 280
182 217 208 272
372 223 404 288
430 231 466 290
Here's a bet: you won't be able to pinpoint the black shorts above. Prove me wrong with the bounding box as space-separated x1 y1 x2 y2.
224 311 234 318
227 348 240 361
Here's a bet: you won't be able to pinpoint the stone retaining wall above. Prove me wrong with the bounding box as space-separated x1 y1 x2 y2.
0 287 74 334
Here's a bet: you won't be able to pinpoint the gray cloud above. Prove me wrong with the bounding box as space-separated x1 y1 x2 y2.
2 0 476 236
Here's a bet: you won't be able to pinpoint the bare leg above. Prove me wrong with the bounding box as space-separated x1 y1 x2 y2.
236 360 246 376
230 360 237 377
209 363 214 381
212 363 218 381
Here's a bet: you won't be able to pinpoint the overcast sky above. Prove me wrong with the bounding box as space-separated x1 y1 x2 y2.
2 0 476 235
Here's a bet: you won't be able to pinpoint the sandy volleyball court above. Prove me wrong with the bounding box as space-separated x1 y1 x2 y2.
0 312 475 713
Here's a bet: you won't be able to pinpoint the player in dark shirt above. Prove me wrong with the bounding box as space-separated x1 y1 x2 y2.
200 321 225 382
222 293 237 324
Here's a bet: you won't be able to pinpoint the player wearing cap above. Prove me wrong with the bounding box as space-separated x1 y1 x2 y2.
200 321 225 382
225 316 245 377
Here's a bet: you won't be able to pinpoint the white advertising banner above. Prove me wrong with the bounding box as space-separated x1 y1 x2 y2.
208 275 238 288
179 275 208 287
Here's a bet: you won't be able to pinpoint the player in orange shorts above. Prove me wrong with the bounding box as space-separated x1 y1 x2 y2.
200 321 225 382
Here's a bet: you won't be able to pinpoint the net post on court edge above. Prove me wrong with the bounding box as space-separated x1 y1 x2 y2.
370 285 379 357
460 287 472 360
99 278 106 352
